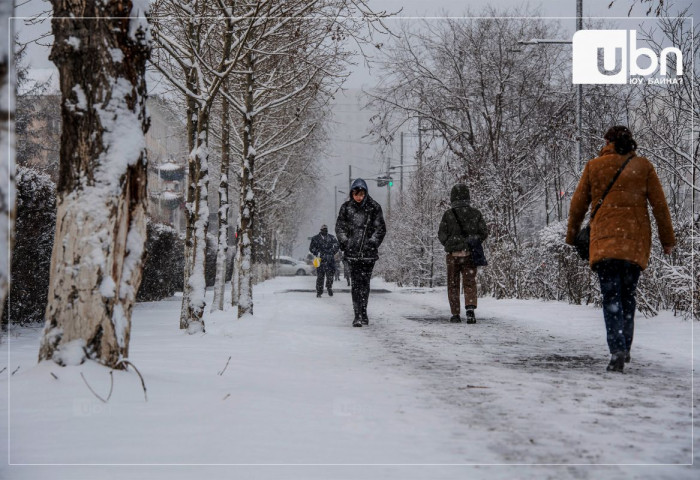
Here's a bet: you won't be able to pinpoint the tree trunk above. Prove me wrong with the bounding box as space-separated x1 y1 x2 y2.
231 226 240 307
179 84 197 330
179 110 209 333
237 52 256 318
0 2 16 322
39 1 150 368
212 84 230 311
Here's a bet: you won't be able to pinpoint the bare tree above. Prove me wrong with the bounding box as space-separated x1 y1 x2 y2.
150 0 267 331
38 0 151 368
224 1 391 317
369 12 571 247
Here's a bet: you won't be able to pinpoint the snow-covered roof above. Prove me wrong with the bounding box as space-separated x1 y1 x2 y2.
158 162 184 171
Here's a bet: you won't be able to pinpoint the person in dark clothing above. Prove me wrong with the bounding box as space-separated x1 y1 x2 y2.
438 184 488 324
309 224 340 297
335 178 386 327
566 126 675 372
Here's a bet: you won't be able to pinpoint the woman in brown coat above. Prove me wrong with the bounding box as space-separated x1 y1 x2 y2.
566 126 675 373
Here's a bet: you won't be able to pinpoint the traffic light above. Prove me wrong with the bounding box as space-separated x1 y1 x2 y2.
377 175 393 187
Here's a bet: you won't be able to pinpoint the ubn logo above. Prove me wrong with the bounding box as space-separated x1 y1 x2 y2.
572 30 683 84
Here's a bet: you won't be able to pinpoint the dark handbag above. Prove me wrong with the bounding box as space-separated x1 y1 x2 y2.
574 154 634 261
451 208 488 267
467 238 488 267
574 225 591 260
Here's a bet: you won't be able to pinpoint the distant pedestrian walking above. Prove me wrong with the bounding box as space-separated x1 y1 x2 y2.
309 224 340 298
566 126 675 373
438 184 488 324
336 178 386 327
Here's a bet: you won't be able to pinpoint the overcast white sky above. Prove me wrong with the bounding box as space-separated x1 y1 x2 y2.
14 0 698 76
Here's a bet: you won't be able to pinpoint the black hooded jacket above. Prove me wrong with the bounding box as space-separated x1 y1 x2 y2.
335 178 386 261
438 184 488 253
309 231 339 268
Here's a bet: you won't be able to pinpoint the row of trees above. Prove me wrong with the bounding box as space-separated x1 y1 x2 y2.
370 8 698 319
2 0 391 368
148 0 390 330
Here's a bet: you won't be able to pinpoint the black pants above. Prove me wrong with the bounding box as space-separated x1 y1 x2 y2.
347 259 375 319
595 259 642 355
316 265 334 295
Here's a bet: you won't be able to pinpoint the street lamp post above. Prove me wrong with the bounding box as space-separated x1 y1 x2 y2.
517 0 584 170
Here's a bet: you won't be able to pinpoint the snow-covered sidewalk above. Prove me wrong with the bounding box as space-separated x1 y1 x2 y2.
1 275 697 479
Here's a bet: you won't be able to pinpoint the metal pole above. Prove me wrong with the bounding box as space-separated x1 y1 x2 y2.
576 0 583 171
387 182 391 221
400 131 404 195
417 119 422 170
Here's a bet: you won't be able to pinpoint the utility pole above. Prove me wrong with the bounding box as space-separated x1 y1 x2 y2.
386 182 391 220
400 131 404 196
576 0 583 171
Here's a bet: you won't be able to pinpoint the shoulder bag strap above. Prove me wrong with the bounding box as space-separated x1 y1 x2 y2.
590 153 635 221
451 208 468 237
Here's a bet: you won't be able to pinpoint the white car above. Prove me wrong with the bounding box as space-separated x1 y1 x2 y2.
275 256 315 276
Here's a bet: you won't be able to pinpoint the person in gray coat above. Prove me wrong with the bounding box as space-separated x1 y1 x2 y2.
438 184 488 324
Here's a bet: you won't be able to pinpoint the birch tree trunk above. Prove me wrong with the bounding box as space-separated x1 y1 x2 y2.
179 109 209 333
231 226 240 307
0 2 16 322
38 0 151 368
180 86 197 330
236 52 256 318
212 84 230 311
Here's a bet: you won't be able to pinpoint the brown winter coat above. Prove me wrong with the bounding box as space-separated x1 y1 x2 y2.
565 143 675 270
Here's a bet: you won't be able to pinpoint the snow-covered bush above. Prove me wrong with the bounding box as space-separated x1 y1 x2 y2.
636 221 696 319
136 224 220 302
136 222 185 302
2 167 56 327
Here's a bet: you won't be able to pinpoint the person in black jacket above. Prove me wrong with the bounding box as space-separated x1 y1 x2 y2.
335 178 386 327
309 224 340 297
438 184 488 324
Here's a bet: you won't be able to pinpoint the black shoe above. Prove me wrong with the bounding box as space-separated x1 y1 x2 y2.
607 352 625 372
316 293 322 298
624 350 631 363
328 289 333 297
360 310 369 325
465 308 476 324
450 314 462 323
353 317 363 327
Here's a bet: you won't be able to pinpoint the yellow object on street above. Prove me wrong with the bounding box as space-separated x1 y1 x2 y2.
313 257 321 268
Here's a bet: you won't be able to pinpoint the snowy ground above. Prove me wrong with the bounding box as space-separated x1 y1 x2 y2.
1 275 697 479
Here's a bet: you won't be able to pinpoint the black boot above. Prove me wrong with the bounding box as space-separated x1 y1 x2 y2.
328 288 333 297
607 352 625 372
624 350 631 363
353 316 363 327
465 306 476 324
450 314 462 323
